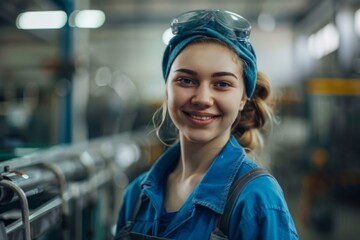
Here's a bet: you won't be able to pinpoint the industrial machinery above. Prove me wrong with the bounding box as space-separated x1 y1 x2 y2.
0 132 158 240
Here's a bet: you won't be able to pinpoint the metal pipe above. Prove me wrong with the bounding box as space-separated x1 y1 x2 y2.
41 162 70 240
0 168 58 203
0 179 31 240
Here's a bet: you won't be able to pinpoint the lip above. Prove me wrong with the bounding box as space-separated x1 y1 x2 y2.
183 111 221 126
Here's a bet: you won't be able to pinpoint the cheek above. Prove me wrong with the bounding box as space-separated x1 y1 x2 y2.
218 95 242 116
166 85 175 106
167 89 182 117
166 84 175 106
167 86 190 106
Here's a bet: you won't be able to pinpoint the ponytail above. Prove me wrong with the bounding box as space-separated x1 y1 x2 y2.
232 71 275 154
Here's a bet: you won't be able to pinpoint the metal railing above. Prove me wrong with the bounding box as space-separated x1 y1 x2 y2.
0 131 156 240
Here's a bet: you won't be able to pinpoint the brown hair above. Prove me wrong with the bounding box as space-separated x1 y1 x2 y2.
232 71 275 154
153 38 275 155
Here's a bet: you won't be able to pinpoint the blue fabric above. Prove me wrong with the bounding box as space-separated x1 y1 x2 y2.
116 136 298 239
162 28 257 98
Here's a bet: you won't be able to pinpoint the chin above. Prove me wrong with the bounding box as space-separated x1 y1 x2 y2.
181 132 212 144
182 131 228 145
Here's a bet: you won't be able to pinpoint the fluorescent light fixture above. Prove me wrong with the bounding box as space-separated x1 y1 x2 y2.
258 12 276 32
74 10 105 28
355 8 360 36
162 28 174 45
307 23 339 59
16 11 67 29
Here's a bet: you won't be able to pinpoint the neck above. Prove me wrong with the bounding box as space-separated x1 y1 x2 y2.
176 134 230 180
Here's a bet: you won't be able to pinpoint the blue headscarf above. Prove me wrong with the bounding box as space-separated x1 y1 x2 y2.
162 27 257 98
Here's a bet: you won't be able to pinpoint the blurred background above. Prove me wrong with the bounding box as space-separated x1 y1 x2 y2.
0 0 360 239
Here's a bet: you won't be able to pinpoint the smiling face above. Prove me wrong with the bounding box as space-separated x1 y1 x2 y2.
166 41 246 146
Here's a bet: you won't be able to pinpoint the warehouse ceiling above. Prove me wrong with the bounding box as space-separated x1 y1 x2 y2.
0 0 65 28
0 0 338 92
0 0 323 29
91 0 322 26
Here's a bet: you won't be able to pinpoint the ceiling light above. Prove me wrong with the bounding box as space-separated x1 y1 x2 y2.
16 11 67 30
355 8 360 36
74 10 105 29
307 23 339 59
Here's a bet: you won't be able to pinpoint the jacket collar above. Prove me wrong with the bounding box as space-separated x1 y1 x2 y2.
141 136 246 214
192 136 245 214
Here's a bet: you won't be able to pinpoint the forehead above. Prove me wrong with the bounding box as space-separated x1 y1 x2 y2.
171 42 243 73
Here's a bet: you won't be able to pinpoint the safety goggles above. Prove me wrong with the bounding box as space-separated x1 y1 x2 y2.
170 9 252 41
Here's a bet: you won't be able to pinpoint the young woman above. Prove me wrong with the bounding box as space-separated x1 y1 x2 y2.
115 9 298 239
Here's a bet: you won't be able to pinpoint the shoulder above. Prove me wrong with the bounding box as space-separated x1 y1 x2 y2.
124 172 148 204
229 159 298 239
115 172 148 232
239 172 287 218
235 159 287 217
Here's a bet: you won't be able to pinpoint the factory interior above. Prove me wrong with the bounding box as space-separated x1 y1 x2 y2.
0 0 360 239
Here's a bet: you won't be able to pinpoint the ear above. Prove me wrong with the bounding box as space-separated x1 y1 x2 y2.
239 99 246 111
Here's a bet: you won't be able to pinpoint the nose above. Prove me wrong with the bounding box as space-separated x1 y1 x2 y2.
191 84 214 107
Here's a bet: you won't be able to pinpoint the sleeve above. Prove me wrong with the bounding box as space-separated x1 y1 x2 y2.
115 173 147 233
229 176 299 240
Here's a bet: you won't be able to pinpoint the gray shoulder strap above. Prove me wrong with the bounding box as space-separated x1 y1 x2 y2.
217 168 272 237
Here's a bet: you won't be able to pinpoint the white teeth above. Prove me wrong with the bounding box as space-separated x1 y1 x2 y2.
190 114 212 120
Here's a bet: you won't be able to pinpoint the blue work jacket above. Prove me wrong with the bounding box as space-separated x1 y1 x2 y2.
116 136 298 239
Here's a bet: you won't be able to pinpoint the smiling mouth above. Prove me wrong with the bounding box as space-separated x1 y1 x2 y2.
189 114 213 120
184 111 221 121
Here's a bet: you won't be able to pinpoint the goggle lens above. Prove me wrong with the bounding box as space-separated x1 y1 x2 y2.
171 10 251 41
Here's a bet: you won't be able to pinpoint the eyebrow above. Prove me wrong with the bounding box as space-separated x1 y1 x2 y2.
175 68 197 75
212 72 238 79
175 68 238 79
